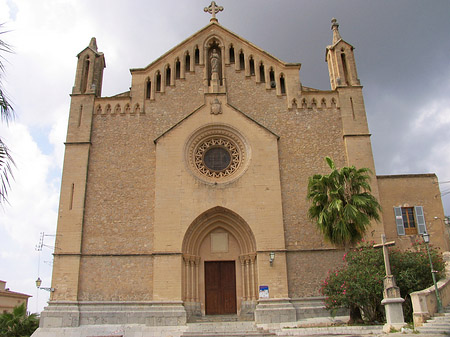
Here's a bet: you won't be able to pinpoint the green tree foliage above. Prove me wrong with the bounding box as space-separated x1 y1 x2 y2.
0 23 14 204
321 241 445 323
307 157 381 247
0 303 39 337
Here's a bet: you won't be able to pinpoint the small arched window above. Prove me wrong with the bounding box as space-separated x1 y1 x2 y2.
280 74 286 94
229 45 235 64
341 52 349 85
249 57 255 76
259 63 265 83
239 51 245 70
166 65 171 86
81 55 90 94
185 53 191 72
156 72 161 92
194 46 200 64
175 59 181 79
146 79 151 99
269 68 275 88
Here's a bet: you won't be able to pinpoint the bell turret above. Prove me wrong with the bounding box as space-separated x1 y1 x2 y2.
326 18 360 90
72 37 105 96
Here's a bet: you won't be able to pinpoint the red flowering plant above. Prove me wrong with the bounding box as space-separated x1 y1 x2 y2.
321 240 444 323
321 241 385 323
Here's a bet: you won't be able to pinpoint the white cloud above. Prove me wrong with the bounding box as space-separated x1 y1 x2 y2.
0 122 59 313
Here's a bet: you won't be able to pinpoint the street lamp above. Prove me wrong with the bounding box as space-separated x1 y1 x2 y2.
434 216 449 226
422 232 443 313
269 252 275 266
434 216 450 248
35 277 55 292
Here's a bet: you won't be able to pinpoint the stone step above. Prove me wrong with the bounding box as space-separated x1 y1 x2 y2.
417 307 450 335
185 322 258 333
416 327 450 334
422 323 450 328
182 333 275 337
189 314 254 323
182 321 275 337
276 325 383 336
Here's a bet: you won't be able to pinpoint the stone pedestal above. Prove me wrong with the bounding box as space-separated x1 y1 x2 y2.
381 275 405 333
211 72 220 92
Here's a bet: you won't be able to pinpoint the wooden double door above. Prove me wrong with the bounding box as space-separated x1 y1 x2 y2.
204 261 237 315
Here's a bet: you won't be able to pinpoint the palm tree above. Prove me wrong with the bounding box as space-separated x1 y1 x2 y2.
0 24 14 204
0 303 39 337
307 157 381 248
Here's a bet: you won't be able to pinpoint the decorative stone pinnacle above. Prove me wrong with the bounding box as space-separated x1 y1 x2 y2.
89 37 98 52
331 18 342 44
204 1 224 22
331 18 339 29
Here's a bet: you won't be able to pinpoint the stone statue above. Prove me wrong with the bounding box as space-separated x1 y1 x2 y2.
210 49 220 74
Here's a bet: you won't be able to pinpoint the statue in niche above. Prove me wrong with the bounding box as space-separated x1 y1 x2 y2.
210 48 220 74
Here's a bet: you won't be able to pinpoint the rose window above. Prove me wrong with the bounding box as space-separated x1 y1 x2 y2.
185 125 250 184
194 138 240 177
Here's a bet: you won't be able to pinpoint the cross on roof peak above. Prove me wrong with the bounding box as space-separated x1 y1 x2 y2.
204 1 223 22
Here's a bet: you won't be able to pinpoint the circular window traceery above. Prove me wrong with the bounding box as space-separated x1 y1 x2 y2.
186 125 250 184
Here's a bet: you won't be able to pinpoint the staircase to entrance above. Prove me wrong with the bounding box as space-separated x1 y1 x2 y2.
182 321 275 337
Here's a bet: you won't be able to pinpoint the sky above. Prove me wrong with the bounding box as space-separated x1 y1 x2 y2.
0 0 449 314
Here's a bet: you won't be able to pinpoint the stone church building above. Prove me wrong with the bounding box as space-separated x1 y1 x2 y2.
34 4 448 336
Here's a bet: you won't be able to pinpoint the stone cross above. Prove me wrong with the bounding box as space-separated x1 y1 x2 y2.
374 234 405 332
374 234 396 276
204 1 224 22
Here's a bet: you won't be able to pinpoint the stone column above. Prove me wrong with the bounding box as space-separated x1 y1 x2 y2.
240 256 247 300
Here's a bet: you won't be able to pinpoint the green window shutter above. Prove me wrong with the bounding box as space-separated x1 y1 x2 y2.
415 206 427 234
394 207 405 235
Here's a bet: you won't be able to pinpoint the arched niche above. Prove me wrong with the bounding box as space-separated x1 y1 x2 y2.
204 36 224 87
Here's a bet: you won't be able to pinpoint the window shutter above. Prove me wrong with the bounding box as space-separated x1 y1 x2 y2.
415 206 427 234
394 207 405 235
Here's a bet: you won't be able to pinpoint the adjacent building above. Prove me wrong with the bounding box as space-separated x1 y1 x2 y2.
0 280 31 314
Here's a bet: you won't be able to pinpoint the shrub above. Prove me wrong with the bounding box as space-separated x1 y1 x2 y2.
321 241 444 323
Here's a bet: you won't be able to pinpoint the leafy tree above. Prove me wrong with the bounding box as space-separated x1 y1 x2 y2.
307 157 381 248
321 241 444 323
0 303 39 337
0 24 14 204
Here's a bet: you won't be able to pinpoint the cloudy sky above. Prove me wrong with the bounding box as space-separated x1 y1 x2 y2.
0 0 449 314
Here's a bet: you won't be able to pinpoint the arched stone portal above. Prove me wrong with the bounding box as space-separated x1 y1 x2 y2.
182 207 257 318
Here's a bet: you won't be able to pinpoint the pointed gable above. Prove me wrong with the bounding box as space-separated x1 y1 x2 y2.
128 21 301 108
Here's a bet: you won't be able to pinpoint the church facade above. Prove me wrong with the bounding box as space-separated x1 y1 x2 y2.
35 5 448 334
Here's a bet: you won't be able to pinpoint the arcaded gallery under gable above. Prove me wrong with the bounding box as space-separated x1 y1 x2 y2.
33 2 448 336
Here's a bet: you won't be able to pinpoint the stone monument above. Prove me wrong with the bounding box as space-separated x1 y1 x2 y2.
374 234 406 333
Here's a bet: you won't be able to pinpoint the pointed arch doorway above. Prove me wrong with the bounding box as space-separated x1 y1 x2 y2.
182 207 257 318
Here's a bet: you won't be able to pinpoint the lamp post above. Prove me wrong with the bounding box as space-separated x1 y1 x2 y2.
422 232 443 313
35 277 55 292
